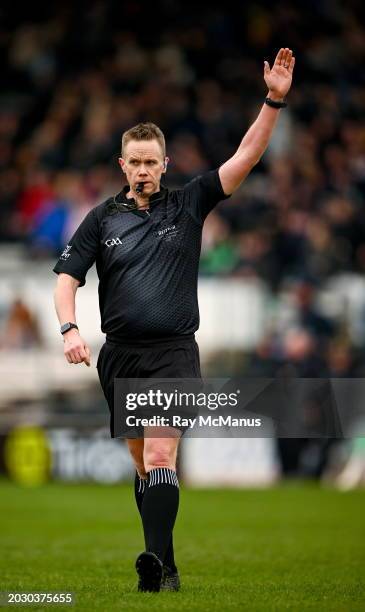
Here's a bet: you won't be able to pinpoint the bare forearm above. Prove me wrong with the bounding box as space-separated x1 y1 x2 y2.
54 275 79 325
236 97 281 164
219 101 281 193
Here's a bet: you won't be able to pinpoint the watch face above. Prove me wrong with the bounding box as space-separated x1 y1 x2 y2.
61 323 78 334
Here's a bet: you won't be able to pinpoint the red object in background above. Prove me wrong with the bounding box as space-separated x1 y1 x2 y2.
16 172 54 229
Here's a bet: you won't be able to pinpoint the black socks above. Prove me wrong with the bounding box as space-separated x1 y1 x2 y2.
134 469 178 570
134 471 147 515
142 468 179 564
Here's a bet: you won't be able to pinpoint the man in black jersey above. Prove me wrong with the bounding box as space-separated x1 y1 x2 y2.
53 48 295 592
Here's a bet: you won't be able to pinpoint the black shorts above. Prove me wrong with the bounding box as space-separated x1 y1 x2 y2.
97 335 201 438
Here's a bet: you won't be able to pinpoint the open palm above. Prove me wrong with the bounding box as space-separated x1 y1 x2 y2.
264 48 295 99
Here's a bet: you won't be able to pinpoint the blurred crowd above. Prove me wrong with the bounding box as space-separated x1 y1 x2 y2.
1 1 365 374
1 1 365 483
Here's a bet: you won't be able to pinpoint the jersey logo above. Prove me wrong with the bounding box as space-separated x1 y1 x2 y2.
105 237 123 247
157 225 178 240
60 244 72 260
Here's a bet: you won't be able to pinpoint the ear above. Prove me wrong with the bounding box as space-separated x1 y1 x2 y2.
118 157 126 173
162 156 169 173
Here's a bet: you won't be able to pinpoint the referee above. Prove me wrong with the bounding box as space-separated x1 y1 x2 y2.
53 48 295 592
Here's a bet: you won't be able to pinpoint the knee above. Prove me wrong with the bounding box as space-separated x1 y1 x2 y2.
144 443 176 471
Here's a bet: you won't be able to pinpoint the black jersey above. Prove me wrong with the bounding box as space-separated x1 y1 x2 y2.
53 169 230 341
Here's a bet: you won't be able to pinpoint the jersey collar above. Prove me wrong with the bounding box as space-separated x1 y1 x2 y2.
115 184 168 211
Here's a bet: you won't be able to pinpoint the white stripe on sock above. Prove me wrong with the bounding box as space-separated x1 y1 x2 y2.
147 468 179 487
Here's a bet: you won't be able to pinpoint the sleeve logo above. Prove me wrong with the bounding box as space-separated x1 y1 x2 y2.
60 245 72 260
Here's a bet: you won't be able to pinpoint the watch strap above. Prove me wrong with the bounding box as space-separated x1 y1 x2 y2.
60 322 79 335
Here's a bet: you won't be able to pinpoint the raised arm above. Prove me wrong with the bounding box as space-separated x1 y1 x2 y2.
54 273 91 366
219 47 295 195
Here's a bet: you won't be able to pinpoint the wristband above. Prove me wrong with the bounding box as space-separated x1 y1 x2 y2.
265 97 287 109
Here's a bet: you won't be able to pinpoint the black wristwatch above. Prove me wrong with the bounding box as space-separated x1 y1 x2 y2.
60 322 79 335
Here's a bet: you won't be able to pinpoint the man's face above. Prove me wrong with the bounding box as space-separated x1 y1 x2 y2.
118 139 168 197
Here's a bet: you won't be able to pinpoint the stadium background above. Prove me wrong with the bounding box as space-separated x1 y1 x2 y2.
0 1 365 609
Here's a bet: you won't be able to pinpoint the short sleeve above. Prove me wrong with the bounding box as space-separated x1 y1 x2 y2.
183 169 231 224
52 209 99 287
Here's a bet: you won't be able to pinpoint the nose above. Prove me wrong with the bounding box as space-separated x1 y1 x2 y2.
138 164 148 176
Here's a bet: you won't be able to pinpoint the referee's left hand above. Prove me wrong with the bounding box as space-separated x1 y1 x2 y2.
264 47 295 100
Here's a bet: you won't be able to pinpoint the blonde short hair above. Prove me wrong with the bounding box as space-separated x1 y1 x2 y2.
121 122 166 157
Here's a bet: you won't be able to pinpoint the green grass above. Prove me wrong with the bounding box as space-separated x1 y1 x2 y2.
0 481 364 611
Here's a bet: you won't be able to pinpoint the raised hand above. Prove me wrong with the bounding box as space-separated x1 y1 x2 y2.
264 48 295 101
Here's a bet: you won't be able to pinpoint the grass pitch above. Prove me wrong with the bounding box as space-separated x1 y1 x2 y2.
0 481 364 611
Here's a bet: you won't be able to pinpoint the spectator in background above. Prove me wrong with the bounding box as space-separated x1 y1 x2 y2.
0 298 42 349
15 168 54 237
28 171 93 256
200 211 238 275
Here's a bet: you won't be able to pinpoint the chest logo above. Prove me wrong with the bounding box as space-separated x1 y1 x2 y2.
105 237 123 247
157 225 178 240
